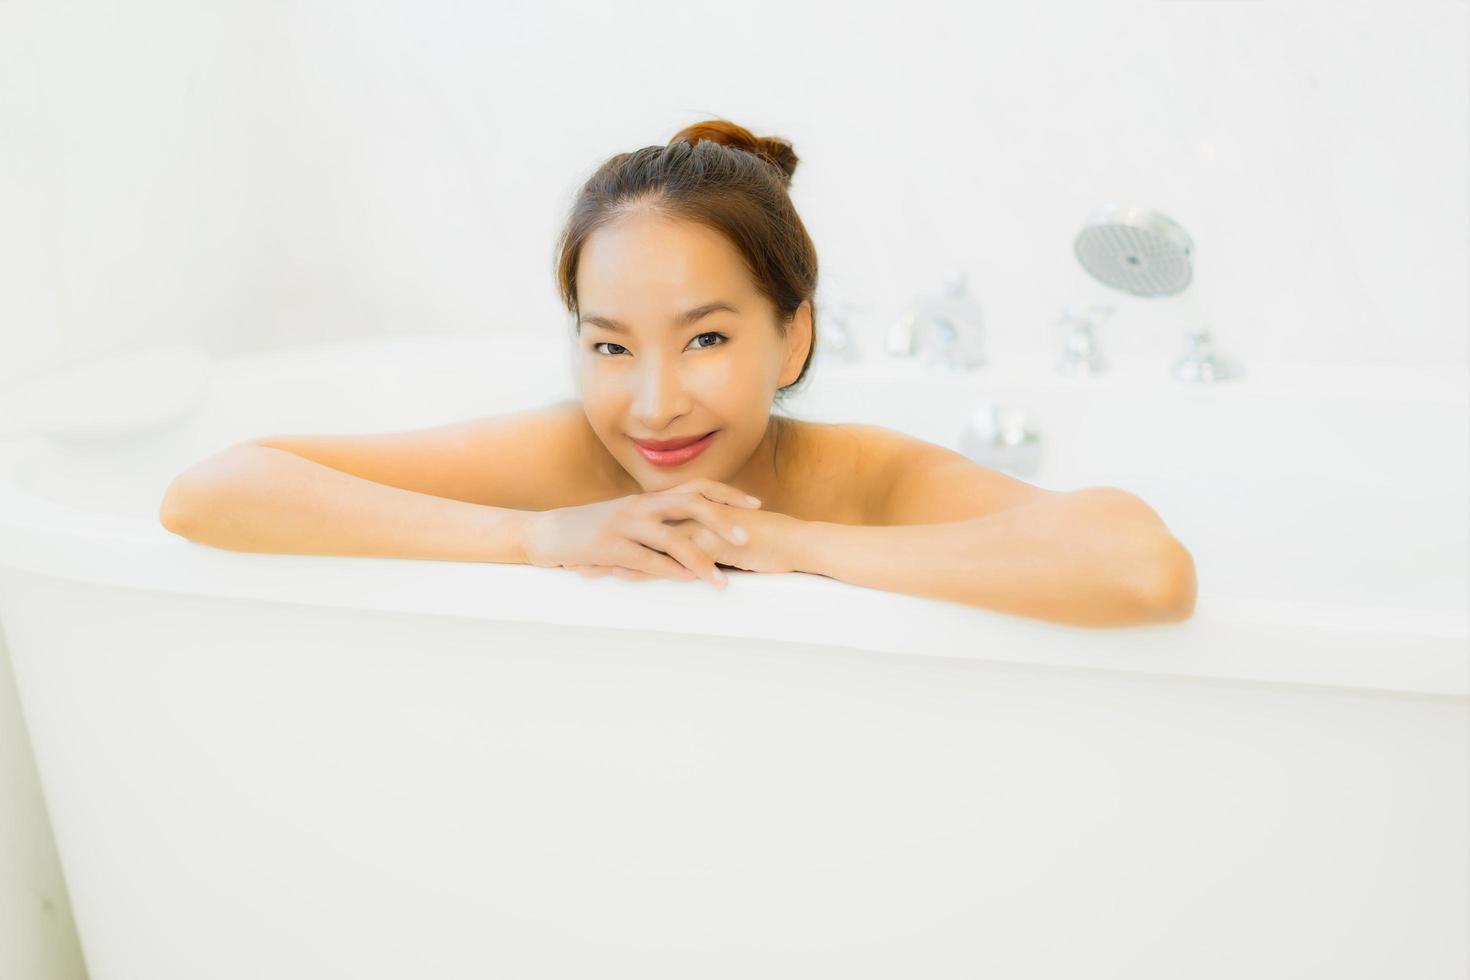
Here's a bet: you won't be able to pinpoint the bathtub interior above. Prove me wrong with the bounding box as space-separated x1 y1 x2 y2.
5 333 1468 618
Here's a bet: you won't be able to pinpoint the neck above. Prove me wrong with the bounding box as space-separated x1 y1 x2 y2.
725 413 791 506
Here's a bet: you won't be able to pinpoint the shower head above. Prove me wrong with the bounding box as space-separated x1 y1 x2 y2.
1067 203 1243 383
1073 205 1194 297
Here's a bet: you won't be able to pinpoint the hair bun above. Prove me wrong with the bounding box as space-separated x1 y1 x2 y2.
669 118 799 185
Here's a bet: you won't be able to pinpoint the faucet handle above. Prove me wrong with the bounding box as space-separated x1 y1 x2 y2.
1172 327 1246 384
913 271 987 370
819 302 865 364
1053 303 1113 377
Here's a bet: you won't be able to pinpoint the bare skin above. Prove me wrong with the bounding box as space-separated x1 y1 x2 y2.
566 400 873 527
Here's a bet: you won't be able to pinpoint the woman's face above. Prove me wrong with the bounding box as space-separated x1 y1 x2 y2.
574 210 811 493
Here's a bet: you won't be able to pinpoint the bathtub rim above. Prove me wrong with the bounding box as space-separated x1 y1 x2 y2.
0 435 1464 700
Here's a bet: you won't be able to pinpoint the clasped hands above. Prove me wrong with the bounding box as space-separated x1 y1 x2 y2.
522 477 802 588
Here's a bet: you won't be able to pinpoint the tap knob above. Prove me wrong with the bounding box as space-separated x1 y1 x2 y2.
914 270 987 369
959 403 1044 478
819 303 864 364
1053 303 1114 377
1172 327 1245 383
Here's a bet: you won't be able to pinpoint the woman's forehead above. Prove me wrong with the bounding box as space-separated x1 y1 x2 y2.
584 213 744 276
581 243 754 318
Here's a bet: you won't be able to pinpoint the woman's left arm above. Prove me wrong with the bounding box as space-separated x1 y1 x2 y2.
785 487 1197 628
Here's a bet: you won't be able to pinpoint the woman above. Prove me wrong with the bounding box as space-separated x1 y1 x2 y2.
160 118 1196 628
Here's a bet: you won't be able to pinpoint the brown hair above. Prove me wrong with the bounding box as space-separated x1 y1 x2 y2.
553 118 820 408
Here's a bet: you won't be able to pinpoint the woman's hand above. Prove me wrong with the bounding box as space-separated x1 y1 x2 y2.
564 506 804 583
661 506 803 576
522 477 763 588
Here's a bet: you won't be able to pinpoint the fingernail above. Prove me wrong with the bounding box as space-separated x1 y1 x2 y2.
711 567 727 586
746 495 761 506
731 526 748 544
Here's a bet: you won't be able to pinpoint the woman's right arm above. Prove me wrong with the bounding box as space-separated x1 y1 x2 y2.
159 444 533 564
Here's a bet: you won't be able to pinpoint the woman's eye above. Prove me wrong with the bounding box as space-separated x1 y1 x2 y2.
591 333 727 357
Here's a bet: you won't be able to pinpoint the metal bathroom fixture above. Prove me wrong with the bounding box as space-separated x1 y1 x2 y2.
957 402 1043 478
1068 204 1244 383
818 300 865 365
1052 302 1116 378
888 269 987 370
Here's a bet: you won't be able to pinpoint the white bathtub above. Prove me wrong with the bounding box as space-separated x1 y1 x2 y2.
0 333 1465 978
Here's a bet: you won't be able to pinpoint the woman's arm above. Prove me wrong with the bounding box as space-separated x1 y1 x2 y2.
786 487 1197 628
159 444 532 564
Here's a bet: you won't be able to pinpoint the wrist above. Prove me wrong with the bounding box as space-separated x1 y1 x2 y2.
473 505 541 566
514 509 545 566
788 517 833 575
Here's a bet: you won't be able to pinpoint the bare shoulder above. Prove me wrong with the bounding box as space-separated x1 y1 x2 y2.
776 419 901 525
446 397 626 510
478 397 619 509
833 421 1053 525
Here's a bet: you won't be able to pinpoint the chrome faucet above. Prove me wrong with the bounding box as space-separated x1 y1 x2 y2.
888 270 987 370
1172 326 1242 383
817 301 864 365
958 403 1044 478
1053 303 1114 377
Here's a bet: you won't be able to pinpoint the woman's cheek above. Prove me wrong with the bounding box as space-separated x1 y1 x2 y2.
693 355 740 391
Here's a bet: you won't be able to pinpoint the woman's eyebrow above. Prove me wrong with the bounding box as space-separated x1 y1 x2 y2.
580 301 740 333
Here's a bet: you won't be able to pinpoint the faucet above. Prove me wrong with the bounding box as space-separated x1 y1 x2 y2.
1172 324 1244 383
817 301 864 365
958 403 1044 478
1053 303 1114 377
888 270 987 370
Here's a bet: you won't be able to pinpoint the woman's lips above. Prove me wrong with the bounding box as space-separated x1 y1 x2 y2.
632 431 717 467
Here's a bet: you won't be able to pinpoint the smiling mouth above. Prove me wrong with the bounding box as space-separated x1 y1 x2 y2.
630 431 716 451
631 431 718 466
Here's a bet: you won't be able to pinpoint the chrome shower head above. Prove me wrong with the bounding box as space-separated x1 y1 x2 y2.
1073 205 1194 297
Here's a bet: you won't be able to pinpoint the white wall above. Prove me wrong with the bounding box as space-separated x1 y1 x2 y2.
0 0 266 386
1 2 1466 977
4 0 1466 390
228 0 1470 369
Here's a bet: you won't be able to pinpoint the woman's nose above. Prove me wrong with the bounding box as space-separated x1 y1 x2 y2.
631 360 690 425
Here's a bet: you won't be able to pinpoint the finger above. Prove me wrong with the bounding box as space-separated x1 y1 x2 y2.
625 525 717 586
651 493 750 546
616 540 699 582
688 524 727 556
647 523 725 589
669 478 762 510
576 563 655 581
